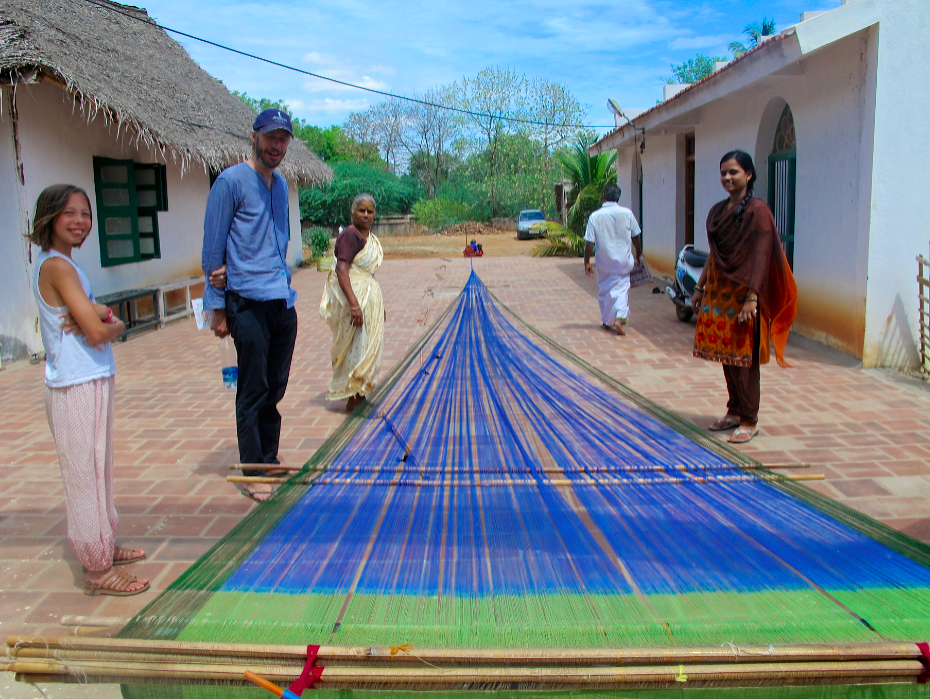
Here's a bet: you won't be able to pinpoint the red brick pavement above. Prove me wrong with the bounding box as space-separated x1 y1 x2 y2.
1 256 929 643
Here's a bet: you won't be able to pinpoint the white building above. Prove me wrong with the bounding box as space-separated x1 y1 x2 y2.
592 0 929 368
0 0 330 364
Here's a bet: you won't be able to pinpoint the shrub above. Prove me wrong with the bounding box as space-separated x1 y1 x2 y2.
299 161 421 226
531 222 586 258
302 226 332 259
412 198 474 231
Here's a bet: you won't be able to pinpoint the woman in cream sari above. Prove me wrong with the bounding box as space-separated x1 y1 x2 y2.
320 194 384 411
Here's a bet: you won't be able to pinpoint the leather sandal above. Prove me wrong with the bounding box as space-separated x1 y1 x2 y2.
84 568 150 597
113 547 146 566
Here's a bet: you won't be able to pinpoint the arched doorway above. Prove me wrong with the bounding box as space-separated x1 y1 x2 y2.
767 105 796 267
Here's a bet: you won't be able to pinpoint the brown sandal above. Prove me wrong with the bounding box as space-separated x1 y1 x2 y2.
84 568 150 597
113 547 146 566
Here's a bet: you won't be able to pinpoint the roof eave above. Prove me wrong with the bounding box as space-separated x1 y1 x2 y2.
591 32 803 155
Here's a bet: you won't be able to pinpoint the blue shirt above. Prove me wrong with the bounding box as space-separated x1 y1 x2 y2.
202 162 296 310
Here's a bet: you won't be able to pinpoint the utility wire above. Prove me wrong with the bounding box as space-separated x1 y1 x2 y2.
81 0 615 130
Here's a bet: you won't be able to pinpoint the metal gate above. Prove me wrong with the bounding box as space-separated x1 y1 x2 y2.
768 151 796 268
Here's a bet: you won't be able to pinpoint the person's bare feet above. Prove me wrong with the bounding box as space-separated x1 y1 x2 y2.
84 567 149 596
614 318 627 336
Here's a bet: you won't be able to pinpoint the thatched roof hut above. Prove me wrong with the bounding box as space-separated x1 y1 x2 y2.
0 0 332 185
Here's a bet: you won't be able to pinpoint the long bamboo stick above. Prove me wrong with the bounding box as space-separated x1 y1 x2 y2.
260 474 823 486
60 616 126 627
228 463 812 472
5 658 924 684
7 636 924 664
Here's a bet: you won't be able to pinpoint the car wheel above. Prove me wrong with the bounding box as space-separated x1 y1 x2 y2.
675 305 693 322
517 232 526 240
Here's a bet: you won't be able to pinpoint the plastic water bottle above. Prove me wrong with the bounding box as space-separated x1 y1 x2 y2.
219 337 238 390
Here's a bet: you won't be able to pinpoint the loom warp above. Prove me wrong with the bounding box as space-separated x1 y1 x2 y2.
120 272 930 694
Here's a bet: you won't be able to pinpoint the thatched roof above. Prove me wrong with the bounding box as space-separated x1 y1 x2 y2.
0 0 332 185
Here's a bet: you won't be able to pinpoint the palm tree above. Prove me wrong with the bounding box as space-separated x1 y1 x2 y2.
554 136 617 237
729 17 777 58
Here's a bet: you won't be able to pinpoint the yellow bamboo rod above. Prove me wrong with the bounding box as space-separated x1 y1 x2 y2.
270 474 822 487
60 616 126 628
7 636 924 664
228 463 811 472
5 658 925 685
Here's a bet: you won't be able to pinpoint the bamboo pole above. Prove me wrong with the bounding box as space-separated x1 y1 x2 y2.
286 474 822 487
60 616 126 627
7 636 925 665
228 463 811 472
5 658 925 685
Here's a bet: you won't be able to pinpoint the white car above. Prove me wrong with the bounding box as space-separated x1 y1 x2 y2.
516 210 547 240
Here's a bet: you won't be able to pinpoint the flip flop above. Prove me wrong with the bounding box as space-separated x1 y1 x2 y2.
241 487 273 503
709 416 740 431
84 568 149 597
728 426 760 444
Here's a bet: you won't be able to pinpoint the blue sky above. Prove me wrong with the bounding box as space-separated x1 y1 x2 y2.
139 0 840 132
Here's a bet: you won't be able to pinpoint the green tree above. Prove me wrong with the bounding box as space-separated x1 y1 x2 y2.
233 92 382 164
299 161 421 226
555 136 617 235
665 54 728 84
729 18 777 57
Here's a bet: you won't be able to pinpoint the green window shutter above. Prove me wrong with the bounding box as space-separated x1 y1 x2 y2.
93 157 141 267
133 163 166 260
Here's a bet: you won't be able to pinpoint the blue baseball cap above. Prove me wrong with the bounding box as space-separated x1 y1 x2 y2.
253 109 293 135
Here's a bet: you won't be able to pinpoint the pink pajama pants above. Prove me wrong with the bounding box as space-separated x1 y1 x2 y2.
44 376 117 573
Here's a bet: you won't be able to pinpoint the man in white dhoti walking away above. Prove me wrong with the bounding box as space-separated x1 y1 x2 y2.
583 183 643 336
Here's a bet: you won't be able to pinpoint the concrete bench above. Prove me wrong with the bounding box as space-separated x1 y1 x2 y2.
156 276 204 328
97 287 159 341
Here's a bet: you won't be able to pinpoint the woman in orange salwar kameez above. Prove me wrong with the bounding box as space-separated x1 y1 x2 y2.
691 150 797 444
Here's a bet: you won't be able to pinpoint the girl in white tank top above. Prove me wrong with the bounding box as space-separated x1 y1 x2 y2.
29 184 149 597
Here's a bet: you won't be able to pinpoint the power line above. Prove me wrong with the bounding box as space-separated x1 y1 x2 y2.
80 0 615 130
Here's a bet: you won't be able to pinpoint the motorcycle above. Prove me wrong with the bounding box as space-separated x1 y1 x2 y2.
664 244 707 322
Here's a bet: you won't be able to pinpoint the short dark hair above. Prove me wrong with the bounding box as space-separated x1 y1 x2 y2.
26 184 92 251
602 183 621 202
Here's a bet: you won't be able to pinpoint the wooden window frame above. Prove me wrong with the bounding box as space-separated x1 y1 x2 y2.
92 157 168 268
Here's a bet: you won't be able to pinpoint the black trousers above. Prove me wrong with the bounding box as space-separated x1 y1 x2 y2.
722 318 761 424
226 291 298 476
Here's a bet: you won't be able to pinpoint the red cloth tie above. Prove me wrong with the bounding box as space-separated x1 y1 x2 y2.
917 642 930 684
288 645 324 696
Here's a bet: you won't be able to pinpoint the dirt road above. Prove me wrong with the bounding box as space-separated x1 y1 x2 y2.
380 231 544 259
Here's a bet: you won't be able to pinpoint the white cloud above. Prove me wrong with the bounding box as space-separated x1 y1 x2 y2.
299 98 373 113
669 34 733 50
302 75 389 94
302 51 340 66
300 52 391 93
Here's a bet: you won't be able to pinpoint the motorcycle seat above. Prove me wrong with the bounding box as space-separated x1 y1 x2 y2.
684 248 708 268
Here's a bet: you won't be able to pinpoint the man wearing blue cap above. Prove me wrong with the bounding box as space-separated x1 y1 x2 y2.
202 109 298 502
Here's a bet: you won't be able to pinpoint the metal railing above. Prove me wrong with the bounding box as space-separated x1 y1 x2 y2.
918 248 930 378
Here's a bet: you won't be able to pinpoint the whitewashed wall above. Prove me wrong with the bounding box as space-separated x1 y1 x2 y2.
638 134 680 277
847 0 930 368
2 81 305 361
0 89 38 363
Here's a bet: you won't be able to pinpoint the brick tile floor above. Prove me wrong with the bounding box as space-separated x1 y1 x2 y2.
1 255 929 654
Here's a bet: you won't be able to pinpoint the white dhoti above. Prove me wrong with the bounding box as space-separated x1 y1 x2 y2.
596 253 635 326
